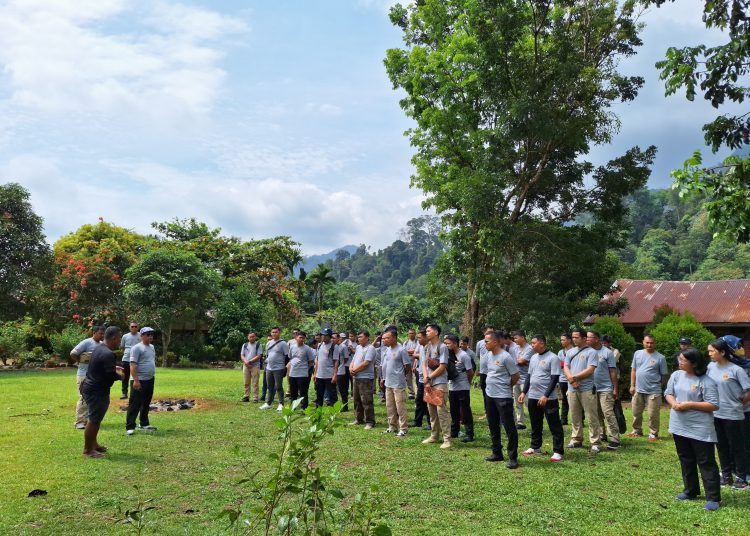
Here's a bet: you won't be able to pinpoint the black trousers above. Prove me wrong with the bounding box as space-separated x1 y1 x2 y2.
414 380 430 426
337 373 350 411
266 370 285 405
288 376 311 409
315 377 338 407
449 390 474 438
744 412 750 476
559 382 569 423
120 361 130 395
673 434 721 501
480 373 488 412
528 398 564 454
486 397 517 461
261 369 267 400
714 417 748 480
126 378 154 430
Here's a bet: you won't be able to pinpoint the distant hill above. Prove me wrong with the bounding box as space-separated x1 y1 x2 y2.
299 245 358 274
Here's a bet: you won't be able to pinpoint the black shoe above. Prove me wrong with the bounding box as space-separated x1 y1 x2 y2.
607 442 621 451
422 424 432 431
241 396 250 402
516 424 527 430
408 421 420 427
485 454 504 462
461 436 475 443
506 459 519 469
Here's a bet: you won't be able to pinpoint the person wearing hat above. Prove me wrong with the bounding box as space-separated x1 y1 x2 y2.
126 327 158 435
673 337 694 371
314 328 338 407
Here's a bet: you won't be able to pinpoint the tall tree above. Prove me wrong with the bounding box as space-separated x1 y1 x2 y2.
306 265 336 314
385 0 655 338
652 0 750 241
123 249 220 363
0 183 51 320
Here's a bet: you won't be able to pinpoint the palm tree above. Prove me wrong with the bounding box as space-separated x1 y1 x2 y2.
306 265 336 314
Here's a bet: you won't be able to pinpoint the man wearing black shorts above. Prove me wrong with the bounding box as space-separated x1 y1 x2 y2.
80 326 124 458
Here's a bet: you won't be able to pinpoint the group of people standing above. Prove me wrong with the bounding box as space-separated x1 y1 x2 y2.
240 324 750 512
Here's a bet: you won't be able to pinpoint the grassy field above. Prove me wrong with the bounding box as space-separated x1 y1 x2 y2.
0 368 746 535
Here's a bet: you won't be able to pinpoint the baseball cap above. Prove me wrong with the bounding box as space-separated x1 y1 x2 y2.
139 326 156 335
320 328 333 336
679 337 692 345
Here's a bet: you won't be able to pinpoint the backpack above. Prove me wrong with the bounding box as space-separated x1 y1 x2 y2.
447 350 459 381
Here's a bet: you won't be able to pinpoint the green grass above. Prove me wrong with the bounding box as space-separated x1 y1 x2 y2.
0 369 746 535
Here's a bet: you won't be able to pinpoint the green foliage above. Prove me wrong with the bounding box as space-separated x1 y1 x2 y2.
321 300 387 335
0 320 28 364
49 324 88 360
0 182 52 320
390 295 434 329
117 485 156 536
306 265 336 314
590 316 636 396
123 248 220 360
648 312 716 372
385 0 655 338
209 284 272 350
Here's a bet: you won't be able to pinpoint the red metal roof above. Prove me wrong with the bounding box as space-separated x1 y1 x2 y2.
599 279 750 326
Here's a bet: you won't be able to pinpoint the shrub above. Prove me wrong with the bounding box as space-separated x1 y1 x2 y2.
648 312 715 372
0 321 28 365
49 325 88 360
173 357 209 369
219 346 233 360
224 329 245 354
590 316 636 398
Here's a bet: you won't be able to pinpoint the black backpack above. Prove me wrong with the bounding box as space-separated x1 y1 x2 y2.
447 349 459 381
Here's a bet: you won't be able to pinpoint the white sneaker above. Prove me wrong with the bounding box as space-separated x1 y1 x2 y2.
259 403 271 410
522 448 541 456
396 431 407 437
383 428 396 434
276 404 284 412
591 445 601 454
550 452 563 462
364 424 374 430
126 429 135 436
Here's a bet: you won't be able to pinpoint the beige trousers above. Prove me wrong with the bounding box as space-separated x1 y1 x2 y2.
568 390 601 446
406 370 415 397
386 387 408 432
597 392 620 443
427 383 452 442
631 392 662 436
243 365 260 400
512 382 527 426
75 375 88 427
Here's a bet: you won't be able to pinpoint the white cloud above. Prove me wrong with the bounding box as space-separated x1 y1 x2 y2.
0 0 247 121
304 102 344 116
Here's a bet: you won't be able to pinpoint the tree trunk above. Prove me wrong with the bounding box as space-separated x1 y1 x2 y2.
461 278 481 346
161 324 172 367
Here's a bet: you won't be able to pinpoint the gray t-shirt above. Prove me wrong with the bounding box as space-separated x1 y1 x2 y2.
403 338 418 356
289 342 315 378
352 344 376 380
476 340 489 375
707 361 750 420
373 345 382 368
449 349 474 391
414 343 425 382
593 346 617 393
336 342 351 375
316 342 337 379
72 337 101 377
381 344 411 389
527 350 560 400
130 342 156 381
485 349 518 399
564 347 598 393
511 343 533 382
120 332 140 363
265 339 289 371
423 342 449 386
557 349 570 384
631 350 667 395
665 371 719 443
241 341 263 369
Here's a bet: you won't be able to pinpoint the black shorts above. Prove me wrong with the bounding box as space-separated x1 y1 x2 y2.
82 392 110 424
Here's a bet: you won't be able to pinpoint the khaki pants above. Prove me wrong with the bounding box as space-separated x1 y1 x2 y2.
427 383 452 442
568 390 601 447
512 382 526 426
386 387 408 432
631 392 662 436
597 392 620 443
75 375 88 427
406 370 415 397
243 365 260 400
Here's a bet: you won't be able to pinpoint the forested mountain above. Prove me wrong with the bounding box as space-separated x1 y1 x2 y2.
299 245 357 275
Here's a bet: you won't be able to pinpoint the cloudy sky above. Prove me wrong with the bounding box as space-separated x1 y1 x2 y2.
0 0 739 254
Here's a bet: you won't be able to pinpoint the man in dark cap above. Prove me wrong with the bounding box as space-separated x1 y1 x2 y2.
673 337 693 370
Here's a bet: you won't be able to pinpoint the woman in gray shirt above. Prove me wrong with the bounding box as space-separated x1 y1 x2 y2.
665 348 721 511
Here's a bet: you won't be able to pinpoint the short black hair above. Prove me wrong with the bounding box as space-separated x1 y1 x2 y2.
531 334 546 344
461 336 470 343
444 333 459 344
680 348 708 376
587 330 601 339
92 325 105 333
297 331 307 338
271 326 281 331
512 330 525 338
571 328 587 339
359 330 370 338
104 326 121 341
426 323 442 336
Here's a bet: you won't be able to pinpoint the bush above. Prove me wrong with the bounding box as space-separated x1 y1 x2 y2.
49 325 88 360
0 321 28 365
590 316 636 398
648 312 715 373
219 346 233 360
224 329 245 353
173 357 209 369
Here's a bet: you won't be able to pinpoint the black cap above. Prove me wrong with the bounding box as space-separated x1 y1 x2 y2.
602 335 612 343
679 337 692 345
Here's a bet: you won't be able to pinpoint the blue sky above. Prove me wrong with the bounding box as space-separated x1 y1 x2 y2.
0 0 740 254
